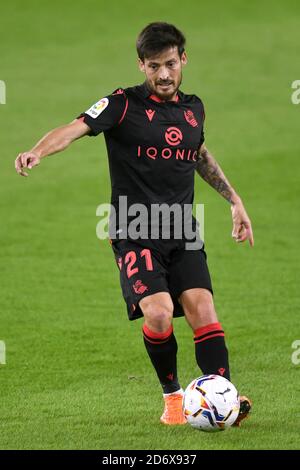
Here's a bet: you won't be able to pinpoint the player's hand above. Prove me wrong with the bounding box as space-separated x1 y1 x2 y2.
231 201 254 247
15 151 41 177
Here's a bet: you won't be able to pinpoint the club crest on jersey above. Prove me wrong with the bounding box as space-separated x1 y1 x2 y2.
133 280 148 295
85 97 109 119
184 110 198 127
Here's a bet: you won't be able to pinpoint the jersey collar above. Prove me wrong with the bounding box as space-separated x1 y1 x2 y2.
141 82 181 103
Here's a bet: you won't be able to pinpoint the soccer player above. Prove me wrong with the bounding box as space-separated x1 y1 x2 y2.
15 22 253 426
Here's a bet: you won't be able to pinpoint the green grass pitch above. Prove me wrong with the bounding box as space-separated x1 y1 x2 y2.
0 0 299 450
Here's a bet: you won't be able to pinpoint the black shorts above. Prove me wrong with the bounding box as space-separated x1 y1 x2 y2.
111 238 213 321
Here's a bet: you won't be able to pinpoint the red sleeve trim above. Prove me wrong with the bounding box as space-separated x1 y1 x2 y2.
118 97 128 125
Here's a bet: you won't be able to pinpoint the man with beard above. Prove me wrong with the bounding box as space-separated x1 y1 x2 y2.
15 22 253 426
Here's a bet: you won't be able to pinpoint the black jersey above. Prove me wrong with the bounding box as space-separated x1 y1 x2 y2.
78 83 205 238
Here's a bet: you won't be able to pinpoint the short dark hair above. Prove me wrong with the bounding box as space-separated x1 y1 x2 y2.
136 22 186 61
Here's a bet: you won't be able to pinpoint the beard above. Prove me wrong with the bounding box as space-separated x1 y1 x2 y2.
146 74 182 101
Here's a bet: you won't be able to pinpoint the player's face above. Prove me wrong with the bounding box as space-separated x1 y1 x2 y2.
138 47 187 101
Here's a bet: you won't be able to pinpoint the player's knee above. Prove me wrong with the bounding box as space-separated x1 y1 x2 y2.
184 289 217 325
195 297 217 324
140 298 173 331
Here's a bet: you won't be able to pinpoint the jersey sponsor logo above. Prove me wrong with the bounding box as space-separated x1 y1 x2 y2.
165 127 183 146
85 97 109 119
137 145 198 161
145 109 155 122
133 280 148 295
184 110 198 127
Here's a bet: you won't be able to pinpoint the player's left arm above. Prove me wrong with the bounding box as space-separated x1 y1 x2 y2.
196 143 254 247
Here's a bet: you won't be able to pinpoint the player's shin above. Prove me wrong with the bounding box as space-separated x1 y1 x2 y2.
142 324 180 393
193 322 230 380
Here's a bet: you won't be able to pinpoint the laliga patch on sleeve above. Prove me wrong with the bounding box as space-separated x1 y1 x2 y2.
85 97 109 118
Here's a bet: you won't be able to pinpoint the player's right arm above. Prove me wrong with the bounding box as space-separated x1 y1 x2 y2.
15 118 91 177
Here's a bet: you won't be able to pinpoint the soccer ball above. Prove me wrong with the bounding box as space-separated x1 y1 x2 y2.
183 374 240 432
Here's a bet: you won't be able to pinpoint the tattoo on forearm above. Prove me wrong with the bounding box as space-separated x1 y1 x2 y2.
196 148 234 203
